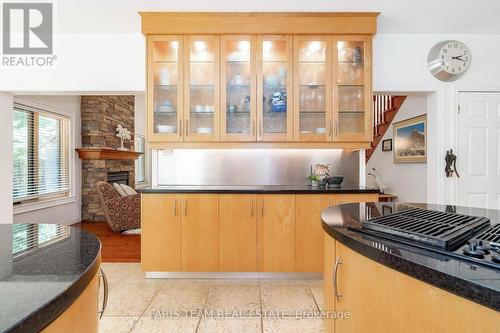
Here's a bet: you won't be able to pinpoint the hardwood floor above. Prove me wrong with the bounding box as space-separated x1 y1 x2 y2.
76 221 141 263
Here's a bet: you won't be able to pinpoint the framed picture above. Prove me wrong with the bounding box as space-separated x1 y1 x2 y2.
381 139 392 151
393 114 427 163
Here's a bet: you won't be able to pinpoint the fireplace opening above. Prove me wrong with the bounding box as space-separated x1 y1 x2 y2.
107 171 129 185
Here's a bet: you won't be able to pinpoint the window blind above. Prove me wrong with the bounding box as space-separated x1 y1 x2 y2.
135 135 146 183
13 103 70 202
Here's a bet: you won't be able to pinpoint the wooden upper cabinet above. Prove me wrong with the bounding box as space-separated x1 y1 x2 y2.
184 36 220 141
256 35 293 141
221 35 257 141
293 36 333 142
333 35 372 142
142 13 378 147
148 35 184 142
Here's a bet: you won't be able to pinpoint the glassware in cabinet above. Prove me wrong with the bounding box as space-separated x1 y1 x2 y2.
257 36 292 141
294 36 332 141
334 37 370 141
149 37 183 140
185 36 219 140
221 36 256 141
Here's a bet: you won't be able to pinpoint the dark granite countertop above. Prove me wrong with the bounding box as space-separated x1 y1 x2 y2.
0 224 101 333
137 184 380 194
321 202 500 311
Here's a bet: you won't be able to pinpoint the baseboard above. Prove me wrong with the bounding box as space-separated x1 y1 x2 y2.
145 272 323 279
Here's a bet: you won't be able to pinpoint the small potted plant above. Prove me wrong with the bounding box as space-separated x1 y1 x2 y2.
307 175 321 187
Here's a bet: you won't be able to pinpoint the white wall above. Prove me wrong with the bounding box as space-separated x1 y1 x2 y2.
12 96 81 225
0 93 13 224
0 10 499 205
134 93 151 187
366 94 428 202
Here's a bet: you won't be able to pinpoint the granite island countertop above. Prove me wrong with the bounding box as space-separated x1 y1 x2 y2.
137 184 380 194
321 202 500 312
0 224 101 333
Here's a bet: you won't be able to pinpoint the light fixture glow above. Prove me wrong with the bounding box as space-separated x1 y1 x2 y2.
238 41 250 52
263 41 273 52
309 41 322 52
194 41 206 51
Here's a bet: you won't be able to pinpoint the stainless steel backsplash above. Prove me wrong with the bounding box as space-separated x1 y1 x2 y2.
156 149 360 186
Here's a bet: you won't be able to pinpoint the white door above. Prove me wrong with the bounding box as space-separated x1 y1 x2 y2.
458 92 500 209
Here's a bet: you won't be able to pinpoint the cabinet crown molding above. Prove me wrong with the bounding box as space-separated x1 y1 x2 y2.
139 12 379 35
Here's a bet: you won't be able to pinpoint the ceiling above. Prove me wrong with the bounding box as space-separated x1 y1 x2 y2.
55 0 500 34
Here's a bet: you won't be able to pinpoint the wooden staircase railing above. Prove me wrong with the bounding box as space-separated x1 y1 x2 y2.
366 94 407 162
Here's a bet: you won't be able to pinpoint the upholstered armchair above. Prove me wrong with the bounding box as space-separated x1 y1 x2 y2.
96 181 140 232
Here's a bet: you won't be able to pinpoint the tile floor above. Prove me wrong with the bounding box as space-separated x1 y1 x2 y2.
99 263 325 333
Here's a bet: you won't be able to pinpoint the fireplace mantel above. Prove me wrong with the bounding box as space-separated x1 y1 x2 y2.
76 148 142 160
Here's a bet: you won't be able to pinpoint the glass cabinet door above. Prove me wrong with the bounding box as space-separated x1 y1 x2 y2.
257 36 293 141
184 36 220 141
148 36 183 141
294 36 332 141
221 35 256 141
334 36 371 141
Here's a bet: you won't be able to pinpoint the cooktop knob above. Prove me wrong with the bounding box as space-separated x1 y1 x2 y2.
468 239 491 253
491 251 500 264
463 244 486 258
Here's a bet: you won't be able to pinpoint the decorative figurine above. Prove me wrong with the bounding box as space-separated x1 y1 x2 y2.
445 149 460 178
116 124 131 151
368 168 389 194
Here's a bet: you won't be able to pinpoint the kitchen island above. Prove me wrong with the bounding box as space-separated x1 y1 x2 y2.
0 224 102 333
322 202 500 333
138 185 379 275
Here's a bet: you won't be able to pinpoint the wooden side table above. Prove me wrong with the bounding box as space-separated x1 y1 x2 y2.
378 193 398 202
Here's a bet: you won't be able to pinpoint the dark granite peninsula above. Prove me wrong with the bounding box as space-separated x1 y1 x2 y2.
137 184 379 194
0 224 101 333
321 202 500 333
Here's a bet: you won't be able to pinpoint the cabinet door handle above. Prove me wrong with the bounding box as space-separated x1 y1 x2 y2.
184 199 187 217
333 256 343 302
98 268 109 319
179 120 182 137
261 200 264 217
329 199 332 207
173 199 177 217
327 121 331 139
251 199 254 217
185 120 189 137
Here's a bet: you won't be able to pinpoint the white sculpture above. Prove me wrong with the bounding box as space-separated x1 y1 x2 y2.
368 168 389 194
116 124 131 151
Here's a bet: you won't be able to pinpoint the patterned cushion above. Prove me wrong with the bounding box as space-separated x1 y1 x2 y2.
120 183 138 196
113 183 127 197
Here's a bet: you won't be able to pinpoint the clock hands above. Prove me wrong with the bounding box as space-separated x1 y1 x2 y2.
452 55 467 62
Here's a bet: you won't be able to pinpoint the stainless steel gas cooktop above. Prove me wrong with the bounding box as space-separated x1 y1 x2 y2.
349 207 500 269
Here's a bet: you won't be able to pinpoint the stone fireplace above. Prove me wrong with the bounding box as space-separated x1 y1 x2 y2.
80 96 135 221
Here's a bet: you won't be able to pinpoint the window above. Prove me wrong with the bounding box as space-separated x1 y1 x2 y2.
13 223 70 257
135 135 146 184
13 103 70 202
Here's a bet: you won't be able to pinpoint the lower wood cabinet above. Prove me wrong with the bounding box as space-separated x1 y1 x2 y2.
180 194 219 271
219 194 258 271
296 193 379 272
325 238 500 333
142 192 378 273
258 195 296 272
141 194 181 271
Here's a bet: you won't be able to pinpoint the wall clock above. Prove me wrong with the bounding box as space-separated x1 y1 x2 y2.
427 40 471 82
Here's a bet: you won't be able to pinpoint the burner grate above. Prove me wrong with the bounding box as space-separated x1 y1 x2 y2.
474 224 500 243
362 208 490 250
